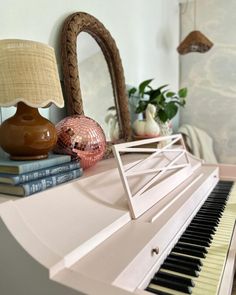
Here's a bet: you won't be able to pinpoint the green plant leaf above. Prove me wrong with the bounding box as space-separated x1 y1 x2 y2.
179 99 186 106
165 102 178 120
131 79 187 119
149 89 162 100
178 87 188 98
157 109 168 123
157 84 169 91
156 94 165 105
171 99 185 106
139 79 153 97
166 91 176 98
135 100 147 113
128 87 137 97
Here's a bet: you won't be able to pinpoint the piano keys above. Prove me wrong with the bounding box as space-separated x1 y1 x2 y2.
146 181 236 295
0 135 236 295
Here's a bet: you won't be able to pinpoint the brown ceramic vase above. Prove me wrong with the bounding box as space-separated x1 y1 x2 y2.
0 102 57 160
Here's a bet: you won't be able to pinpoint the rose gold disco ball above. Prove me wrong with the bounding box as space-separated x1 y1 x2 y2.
54 115 106 169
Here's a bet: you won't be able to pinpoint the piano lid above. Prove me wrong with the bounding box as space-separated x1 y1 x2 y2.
0 135 202 279
0 158 133 275
112 134 202 219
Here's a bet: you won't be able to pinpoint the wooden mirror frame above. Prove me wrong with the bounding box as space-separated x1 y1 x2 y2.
61 12 131 157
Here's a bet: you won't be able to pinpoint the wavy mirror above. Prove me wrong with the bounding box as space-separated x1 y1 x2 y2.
61 12 131 157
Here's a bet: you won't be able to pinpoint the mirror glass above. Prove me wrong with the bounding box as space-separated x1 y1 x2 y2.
77 32 119 141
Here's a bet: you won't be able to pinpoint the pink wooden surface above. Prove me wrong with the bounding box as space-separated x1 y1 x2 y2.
0 136 236 295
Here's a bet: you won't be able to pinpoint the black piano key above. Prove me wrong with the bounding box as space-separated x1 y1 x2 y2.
212 188 230 192
207 196 228 201
196 208 223 214
199 205 224 211
161 262 199 277
212 186 230 191
204 200 226 205
190 221 217 231
217 179 233 184
200 206 224 212
201 204 225 210
197 209 222 217
173 245 206 258
204 206 225 211
214 182 232 188
210 191 228 195
155 271 195 287
210 188 229 192
211 184 230 190
146 286 174 295
197 208 222 214
176 242 208 254
165 257 201 271
187 221 215 233
200 204 225 210
214 185 231 189
187 225 215 235
194 214 220 223
168 253 203 266
209 190 229 194
184 229 213 240
179 236 210 247
205 199 227 205
191 211 218 222
182 232 212 243
206 201 226 206
196 209 222 216
208 192 228 201
182 232 212 244
192 217 218 227
151 277 192 294
207 197 227 202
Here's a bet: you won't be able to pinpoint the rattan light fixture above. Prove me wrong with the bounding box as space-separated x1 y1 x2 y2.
0 39 64 160
177 0 213 54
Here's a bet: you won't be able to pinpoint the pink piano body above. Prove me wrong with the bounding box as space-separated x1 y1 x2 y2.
0 135 235 295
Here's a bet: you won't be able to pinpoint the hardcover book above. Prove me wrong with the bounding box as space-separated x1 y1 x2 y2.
0 168 83 197
0 161 81 185
0 154 71 174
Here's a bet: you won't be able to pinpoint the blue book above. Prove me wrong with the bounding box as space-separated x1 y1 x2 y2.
0 168 83 197
0 161 80 185
0 154 71 174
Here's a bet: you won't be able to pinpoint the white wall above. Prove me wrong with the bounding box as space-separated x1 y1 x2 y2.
180 0 236 164
0 0 180 125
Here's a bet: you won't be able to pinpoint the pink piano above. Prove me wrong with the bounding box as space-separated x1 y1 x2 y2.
0 134 235 295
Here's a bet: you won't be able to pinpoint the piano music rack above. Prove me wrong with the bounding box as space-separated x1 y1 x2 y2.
112 134 202 219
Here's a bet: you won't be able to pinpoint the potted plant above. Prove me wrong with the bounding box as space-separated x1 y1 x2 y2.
128 79 187 136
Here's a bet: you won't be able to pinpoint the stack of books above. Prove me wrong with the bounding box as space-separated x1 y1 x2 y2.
0 154 83 197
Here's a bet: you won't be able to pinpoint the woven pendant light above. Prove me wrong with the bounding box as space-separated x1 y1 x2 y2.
177 0 213 54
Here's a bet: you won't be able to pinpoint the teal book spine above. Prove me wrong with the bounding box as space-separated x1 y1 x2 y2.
0 154 71 174
0 168 83 197
0 161 81 185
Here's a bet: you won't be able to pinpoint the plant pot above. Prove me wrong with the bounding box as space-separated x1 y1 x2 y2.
155 118 173 137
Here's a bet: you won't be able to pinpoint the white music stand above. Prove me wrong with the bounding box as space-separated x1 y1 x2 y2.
112 134 195 218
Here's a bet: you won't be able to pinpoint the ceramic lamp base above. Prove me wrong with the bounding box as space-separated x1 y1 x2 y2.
0 102 57 160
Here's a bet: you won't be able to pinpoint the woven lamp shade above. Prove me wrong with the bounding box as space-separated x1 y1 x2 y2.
177 30 213 55
0 39 64 108
0 39 64 160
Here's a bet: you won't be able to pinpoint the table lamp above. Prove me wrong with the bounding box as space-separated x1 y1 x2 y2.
0 39 64 160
